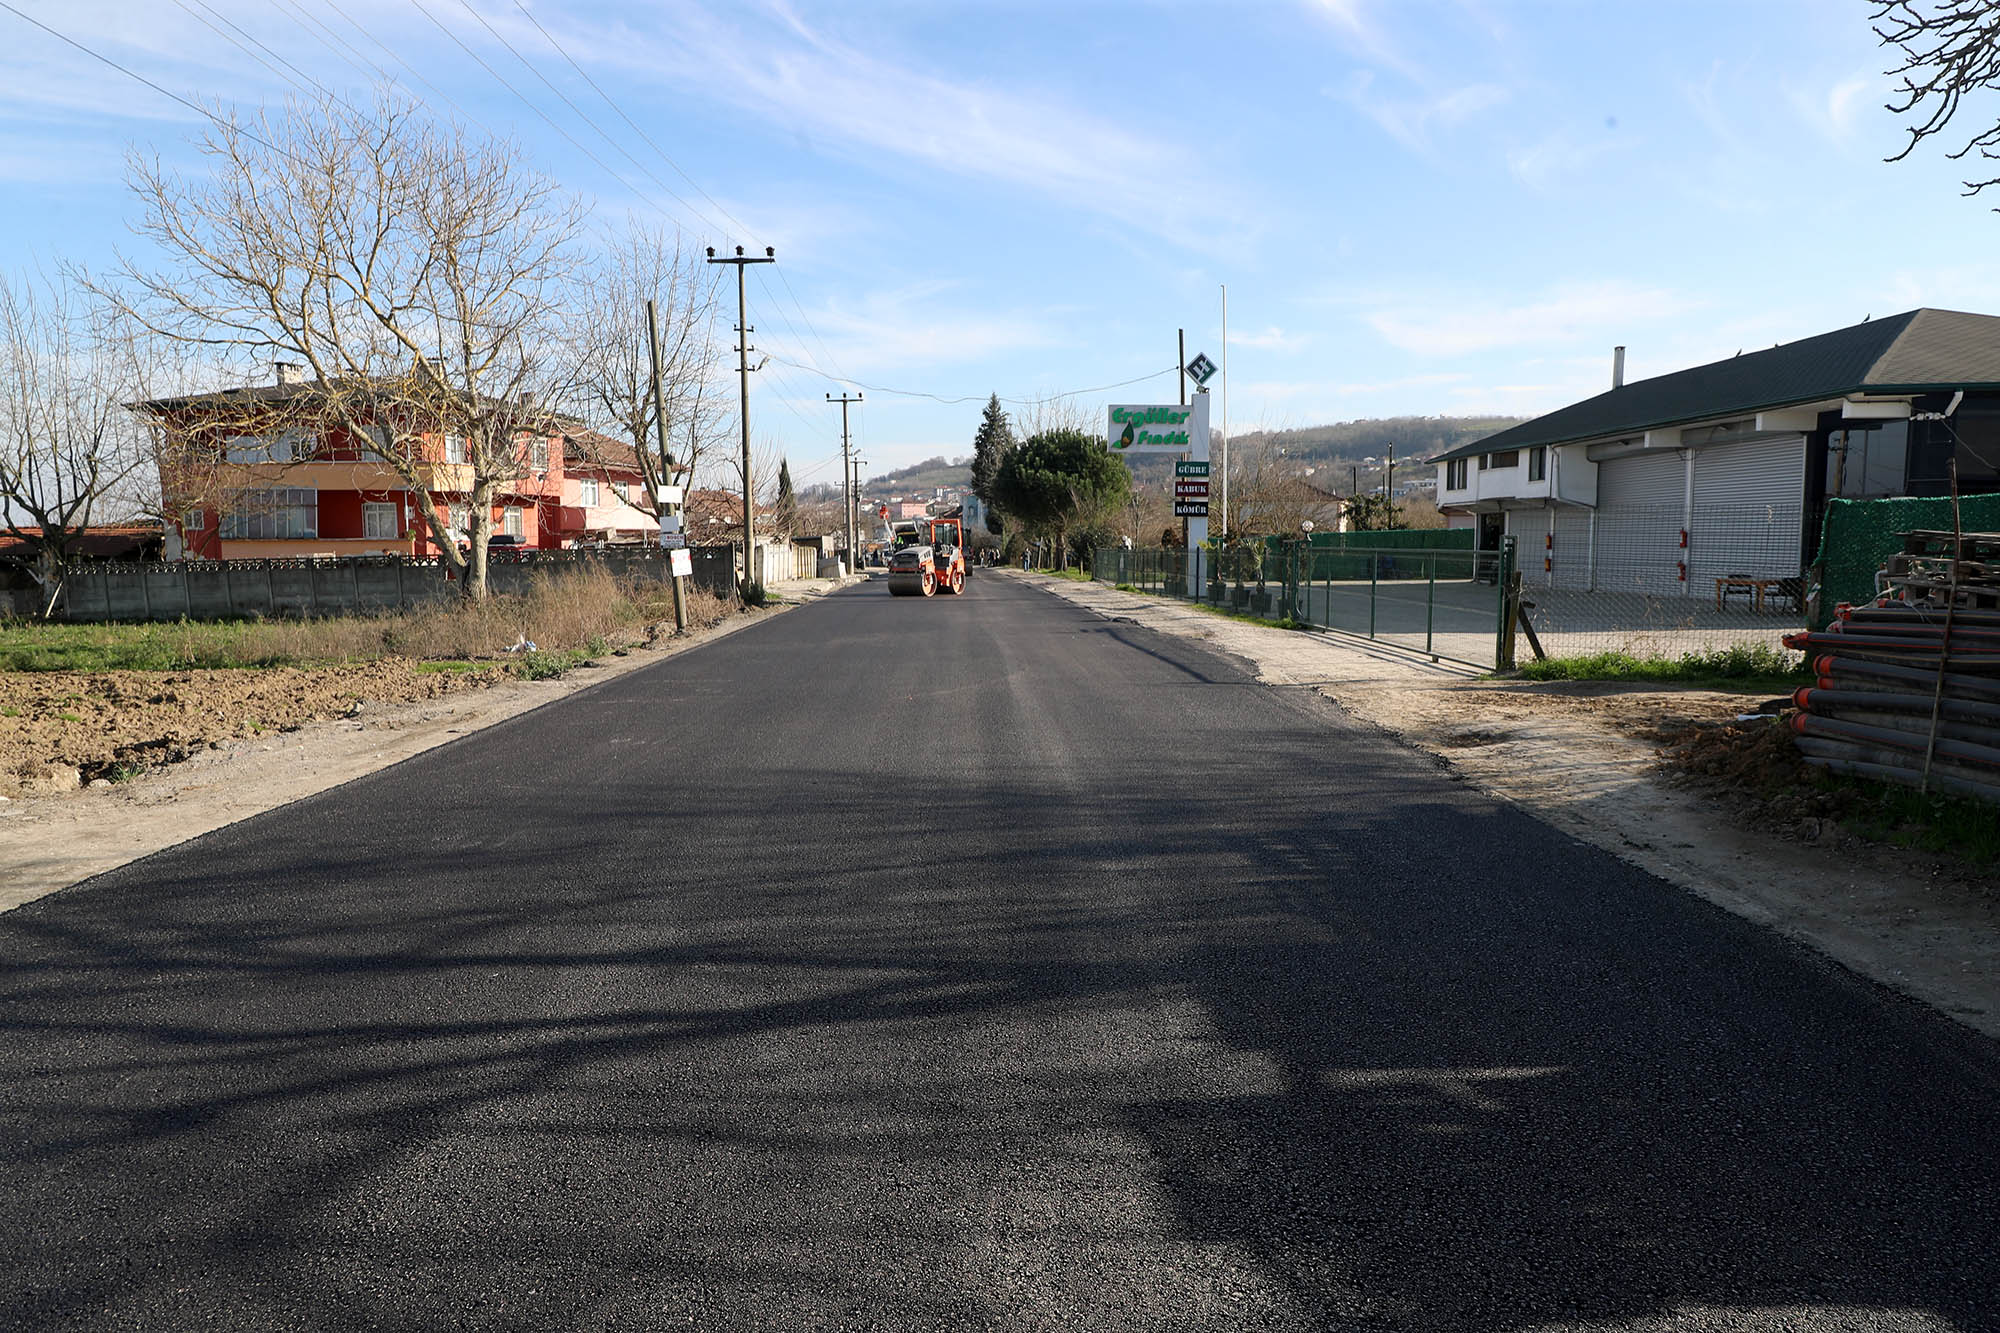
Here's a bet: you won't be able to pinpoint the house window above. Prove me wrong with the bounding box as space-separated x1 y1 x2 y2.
362 501 400 539
448 502 471 537
529 438 549 473
219 488 317 540
1829 423 1910 498
1527 447 1547 482
222 429 311 463
443 434 466 464
1446 459 1468 490
1488 449 1519 468
578 478 600 507
503 506 524 538
181 508 206 531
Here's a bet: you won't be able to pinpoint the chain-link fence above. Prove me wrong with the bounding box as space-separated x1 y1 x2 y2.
1092 542 1511 669
1094 506 1817 668
1508 504 1808 662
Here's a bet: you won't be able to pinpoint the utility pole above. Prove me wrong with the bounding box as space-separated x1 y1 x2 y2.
853 456 869 561
706 244 775 594
645 298 688 631
1385 445 1396 511
827 391 862 573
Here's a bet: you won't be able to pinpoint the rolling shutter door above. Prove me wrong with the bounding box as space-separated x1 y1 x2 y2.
1552 508 1594 590
1593 450 1687 595
1688 437 1805 583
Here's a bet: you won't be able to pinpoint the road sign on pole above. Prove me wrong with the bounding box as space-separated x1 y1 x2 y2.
1185 352 1217 386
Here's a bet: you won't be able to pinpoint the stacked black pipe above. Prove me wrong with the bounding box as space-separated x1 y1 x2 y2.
1781 531 2000 805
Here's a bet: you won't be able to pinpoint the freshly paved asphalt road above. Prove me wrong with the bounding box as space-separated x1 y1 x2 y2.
4 572 2000 1331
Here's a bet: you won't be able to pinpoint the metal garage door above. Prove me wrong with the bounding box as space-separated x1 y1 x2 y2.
1551 508 1594 590
1688 436 1805 585
1504 509 1554 587
1592 450 1687 595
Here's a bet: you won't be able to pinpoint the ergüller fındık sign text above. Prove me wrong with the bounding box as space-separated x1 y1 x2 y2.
1107 404 1196 452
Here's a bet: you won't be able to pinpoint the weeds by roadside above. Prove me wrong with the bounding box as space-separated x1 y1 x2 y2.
1657 714 1999 867
0 569 742 674
1515 644 1808 693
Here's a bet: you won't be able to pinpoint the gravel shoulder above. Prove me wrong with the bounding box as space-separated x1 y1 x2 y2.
1013 570 2000 1042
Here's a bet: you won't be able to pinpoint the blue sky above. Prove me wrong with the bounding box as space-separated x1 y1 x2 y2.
2 0 1994 487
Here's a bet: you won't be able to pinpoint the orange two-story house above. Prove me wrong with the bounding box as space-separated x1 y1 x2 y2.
139 363 613 559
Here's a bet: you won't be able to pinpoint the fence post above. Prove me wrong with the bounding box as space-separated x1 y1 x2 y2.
1368 553 1378 639
1426 555 1437 659
1496 536 1519 671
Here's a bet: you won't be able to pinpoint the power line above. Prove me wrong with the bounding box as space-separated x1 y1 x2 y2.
762 355 1178 407
504 0 749 239
0 2 293 158
448 0 718 232
500 0 851 382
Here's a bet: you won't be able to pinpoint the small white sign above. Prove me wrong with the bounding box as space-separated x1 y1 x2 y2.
669 548 692 577
658 513 684 535
656 485 685 506
659 532 687 550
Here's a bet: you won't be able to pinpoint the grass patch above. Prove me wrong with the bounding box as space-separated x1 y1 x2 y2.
0 568 742 675
1827 778 2000 864
1514 644 1808 692
1045 568 1093 581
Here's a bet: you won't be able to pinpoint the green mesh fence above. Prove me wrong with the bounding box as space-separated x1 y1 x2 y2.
1264 528 1474 557
1817 494 2000 611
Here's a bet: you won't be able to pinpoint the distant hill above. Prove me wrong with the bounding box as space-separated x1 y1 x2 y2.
837 417 1524 498
1121 414 1525 487
1223 416 1523 466
861 455 971 496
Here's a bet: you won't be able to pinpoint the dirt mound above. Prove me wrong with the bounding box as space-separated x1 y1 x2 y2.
0 660 504 796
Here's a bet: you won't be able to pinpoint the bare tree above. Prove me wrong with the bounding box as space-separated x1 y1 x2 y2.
109 90 586 597
563 221 728 517
0 272 155 616
1876 0 2000 194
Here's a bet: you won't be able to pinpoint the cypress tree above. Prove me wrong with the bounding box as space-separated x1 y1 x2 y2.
970 394 1013 509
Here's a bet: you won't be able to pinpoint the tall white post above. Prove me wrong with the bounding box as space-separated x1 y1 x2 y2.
1220 283 1229 538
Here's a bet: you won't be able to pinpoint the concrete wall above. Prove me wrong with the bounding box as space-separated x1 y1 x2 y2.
53 548 739 622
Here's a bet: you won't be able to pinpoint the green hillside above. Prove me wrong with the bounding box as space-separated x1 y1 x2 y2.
861 455 971 494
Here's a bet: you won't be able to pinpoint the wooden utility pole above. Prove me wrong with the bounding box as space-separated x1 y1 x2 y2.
827 391 862 573
645 297 687 631
705 245 774 594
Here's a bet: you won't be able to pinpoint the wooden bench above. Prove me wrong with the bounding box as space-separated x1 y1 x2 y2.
1715 575 1797 613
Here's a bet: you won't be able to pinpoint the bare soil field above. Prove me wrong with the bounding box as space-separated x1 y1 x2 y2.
1 659 504 796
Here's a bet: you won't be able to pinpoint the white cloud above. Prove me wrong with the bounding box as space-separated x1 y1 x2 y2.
1333 70 1510 152
1365 280 1707 357
1505 129 1616 190
1228 325 1305 352
1307 0 1420 79
768 281 1062 374
1788 73 1875 147
523 3 1240 247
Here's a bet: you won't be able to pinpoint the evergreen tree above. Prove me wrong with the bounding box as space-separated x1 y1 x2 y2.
970 393 1013 509
775 457 798 532
991 428 1130 570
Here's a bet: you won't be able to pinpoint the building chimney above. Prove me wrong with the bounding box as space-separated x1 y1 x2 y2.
1612 346 1626 389
274 361 303 388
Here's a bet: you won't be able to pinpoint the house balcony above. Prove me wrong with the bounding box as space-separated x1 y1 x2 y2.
555 502 659 539
210 459 476 494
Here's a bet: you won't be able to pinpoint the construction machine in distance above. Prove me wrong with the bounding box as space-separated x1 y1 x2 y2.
885 516 966 597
